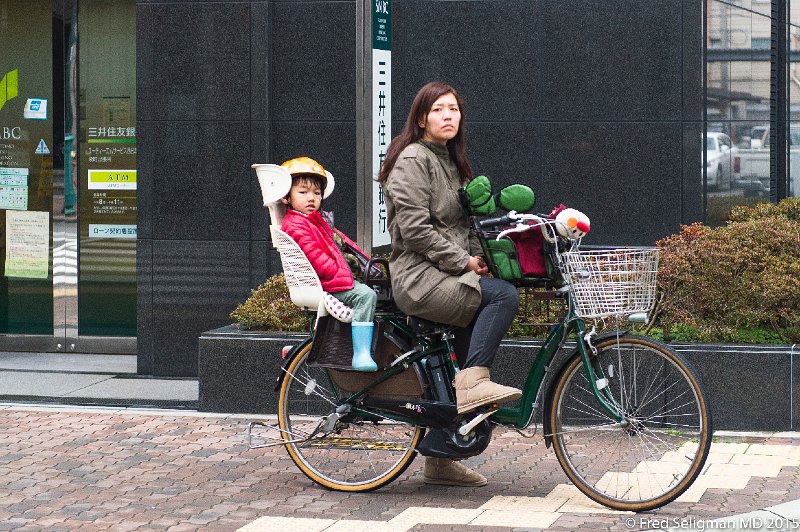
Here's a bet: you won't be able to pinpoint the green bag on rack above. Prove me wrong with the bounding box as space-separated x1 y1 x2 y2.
484 238 523 281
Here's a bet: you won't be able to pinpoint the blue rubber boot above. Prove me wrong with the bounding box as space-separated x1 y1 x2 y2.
351 321 378 372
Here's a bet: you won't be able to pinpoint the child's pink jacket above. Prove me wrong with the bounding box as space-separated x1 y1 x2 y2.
280 208 354 293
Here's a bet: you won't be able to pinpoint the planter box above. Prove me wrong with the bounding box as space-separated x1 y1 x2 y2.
199 325 799 431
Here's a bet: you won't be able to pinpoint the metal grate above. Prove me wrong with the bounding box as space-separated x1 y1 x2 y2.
517 287 568 329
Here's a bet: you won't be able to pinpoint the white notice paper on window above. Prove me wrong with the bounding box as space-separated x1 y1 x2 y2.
5 210 49 279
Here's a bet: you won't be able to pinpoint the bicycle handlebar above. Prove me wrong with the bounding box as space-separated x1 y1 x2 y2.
477 211 564 244
478 214 513 229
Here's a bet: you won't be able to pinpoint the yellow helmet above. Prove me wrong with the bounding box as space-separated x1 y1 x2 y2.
281 156 327 179
280 156 335 198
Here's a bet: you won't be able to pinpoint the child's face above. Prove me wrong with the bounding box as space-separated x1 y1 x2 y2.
286 179 322 215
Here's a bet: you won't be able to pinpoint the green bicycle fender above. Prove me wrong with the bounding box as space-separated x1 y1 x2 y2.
274 336 315 392
541 329 629 449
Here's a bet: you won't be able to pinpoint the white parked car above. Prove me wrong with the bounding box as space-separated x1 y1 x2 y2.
732 125 800 196
748 125 768 149
706 132 737 190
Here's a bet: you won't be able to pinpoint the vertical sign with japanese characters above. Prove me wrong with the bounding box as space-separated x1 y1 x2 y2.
371 0 391 248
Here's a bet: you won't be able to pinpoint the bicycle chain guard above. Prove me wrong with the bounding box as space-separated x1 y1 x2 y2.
416 419 493 459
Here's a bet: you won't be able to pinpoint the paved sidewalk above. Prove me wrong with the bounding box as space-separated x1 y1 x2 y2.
2 404 800 531
0 353 198 409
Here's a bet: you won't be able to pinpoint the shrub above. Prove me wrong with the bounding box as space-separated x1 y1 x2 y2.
235 199 800 344
230 273 309 332
232 273 559 337
706 195 759 227
727 196 800 223
656 199 800 343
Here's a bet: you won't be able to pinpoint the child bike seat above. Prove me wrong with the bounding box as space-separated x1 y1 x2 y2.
270 226 354 323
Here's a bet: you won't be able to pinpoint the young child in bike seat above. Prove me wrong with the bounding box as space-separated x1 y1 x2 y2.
279 157 379 372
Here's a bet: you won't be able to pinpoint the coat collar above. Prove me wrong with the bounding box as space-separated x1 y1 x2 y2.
418 139 450 158
287 208 322 221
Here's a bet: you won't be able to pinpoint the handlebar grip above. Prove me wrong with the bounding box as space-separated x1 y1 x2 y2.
365 257 390 282
478 215 512 229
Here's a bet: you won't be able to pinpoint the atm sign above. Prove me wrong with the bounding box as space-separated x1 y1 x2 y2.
88 169 137 190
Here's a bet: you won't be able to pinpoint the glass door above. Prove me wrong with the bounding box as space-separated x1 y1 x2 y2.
75 0 137 341
0 0 56 348
0 0 136 353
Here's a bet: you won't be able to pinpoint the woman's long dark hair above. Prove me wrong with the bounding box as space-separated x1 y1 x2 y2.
377 81 472 184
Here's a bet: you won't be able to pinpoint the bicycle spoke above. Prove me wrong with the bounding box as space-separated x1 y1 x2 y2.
564 392 618 421
628 353 665 411
639 399 702 425
546 420 622 437
572 378 626 417
634 375 689 414
283 367 339 408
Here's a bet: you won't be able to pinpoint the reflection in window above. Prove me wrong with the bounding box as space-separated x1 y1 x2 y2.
790 1 800 196
77 0 137 336
706 1 773 225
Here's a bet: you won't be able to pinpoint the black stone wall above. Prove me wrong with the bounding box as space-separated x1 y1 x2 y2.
199 327 799 432
137 0 704 376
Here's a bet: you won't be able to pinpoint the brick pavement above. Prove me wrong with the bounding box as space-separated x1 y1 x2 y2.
2 405 800 531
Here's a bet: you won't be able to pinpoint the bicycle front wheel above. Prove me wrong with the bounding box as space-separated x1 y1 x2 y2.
277 341 423 492
548 334 711 511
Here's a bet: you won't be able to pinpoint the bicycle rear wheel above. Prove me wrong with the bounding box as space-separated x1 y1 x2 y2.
277 341 423 491
548 334 711 511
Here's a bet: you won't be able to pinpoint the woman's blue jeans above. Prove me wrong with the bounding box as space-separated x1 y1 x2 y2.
452 277 519 369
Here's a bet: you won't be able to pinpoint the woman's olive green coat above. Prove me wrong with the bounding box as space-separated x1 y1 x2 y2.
384 140 483 327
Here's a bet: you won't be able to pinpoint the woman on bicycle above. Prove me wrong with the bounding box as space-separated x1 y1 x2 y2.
378 81 521 487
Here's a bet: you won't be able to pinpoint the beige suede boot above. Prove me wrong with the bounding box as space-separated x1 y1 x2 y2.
454 367 522 414
423 457 487 487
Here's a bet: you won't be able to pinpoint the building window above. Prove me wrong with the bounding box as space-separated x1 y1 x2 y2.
705 0 795 227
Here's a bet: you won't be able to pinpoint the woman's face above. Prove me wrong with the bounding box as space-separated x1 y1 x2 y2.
420 93 461 145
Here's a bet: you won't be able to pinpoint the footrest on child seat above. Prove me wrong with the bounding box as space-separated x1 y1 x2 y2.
308 316 357 370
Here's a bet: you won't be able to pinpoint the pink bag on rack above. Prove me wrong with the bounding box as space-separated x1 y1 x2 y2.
508 223 548 278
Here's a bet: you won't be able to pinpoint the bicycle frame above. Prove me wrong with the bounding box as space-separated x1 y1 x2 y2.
313 294 624 431
490 300 624 428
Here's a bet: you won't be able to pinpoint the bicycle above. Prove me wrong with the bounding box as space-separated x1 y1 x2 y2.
250 210 712 512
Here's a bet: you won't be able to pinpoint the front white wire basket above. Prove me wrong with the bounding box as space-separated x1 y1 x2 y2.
560 247 659 319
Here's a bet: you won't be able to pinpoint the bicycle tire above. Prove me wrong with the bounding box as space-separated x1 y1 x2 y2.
548 334 712 511
277 341 423 491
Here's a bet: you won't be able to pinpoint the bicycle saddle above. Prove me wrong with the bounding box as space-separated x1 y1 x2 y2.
406 315 440 334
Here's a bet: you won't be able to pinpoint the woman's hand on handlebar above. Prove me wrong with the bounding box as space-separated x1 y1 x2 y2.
464 255 489 276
